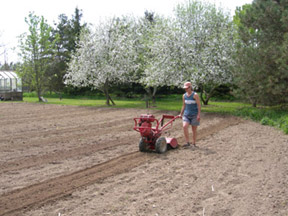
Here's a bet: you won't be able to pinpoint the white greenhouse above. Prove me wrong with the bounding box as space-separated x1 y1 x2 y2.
0 71 23 101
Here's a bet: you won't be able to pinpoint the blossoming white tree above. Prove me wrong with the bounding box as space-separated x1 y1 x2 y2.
64 16 138 105
138 15 179 87
144 0 235 105
132 12 171 106
174 0 235 105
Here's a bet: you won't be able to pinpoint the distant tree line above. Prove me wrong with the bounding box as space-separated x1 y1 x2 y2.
0 62 18 71
15 0 288 107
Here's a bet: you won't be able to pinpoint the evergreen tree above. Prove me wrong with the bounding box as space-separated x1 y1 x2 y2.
49 7 86 95
234 0 288 106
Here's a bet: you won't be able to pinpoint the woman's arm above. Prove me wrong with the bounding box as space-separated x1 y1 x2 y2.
194 93 201 121
179 94 185 117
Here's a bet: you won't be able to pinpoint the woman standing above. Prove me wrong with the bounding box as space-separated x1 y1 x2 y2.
179 82 201 148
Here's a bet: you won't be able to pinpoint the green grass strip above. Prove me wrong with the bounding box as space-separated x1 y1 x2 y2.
22 95 288 134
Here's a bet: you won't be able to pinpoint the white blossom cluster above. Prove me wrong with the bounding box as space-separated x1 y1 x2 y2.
152 0 236 89
64 16 139 90
64 0 236 95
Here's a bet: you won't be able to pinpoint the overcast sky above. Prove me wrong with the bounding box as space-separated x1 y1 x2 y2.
0 0 252 64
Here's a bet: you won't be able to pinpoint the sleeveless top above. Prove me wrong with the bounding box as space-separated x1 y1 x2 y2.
184 92 198 116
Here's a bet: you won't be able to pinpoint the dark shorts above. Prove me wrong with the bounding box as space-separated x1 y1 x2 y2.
183 115 200 126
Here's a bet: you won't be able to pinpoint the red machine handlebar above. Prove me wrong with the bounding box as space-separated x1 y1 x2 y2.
159 115 181 133
133 114 181 135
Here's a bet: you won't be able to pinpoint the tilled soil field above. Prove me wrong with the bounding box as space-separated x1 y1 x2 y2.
0 103 287 216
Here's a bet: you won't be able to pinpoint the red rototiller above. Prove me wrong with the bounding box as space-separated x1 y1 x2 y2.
133 114 181 153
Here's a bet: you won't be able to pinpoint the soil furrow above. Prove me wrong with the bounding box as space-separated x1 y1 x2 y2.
0 135 135 173
0 152 154 216
0 105 117 123
0 116 134 143
0 116 241 216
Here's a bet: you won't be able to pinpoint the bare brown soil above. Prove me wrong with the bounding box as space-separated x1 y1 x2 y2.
0 103 287 216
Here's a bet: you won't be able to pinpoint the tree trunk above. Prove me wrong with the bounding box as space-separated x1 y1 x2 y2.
248 95 257 108
104 89 110 106
200 86 216 105
108 94 115 106
200 90 205 105
145 88 151 108
251 99 257 108
103 80 115 106
35 69 42 102
144 86 157 108
37 91 42 102
152 86 157 106
144 94 150 108
103 81 110 105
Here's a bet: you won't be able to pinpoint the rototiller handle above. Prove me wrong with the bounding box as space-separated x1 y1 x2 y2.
159 115 181 133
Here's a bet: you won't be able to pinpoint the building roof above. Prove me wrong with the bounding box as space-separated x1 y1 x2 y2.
0 71 19 79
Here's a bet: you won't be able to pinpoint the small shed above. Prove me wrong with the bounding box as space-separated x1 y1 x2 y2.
0 71 23 101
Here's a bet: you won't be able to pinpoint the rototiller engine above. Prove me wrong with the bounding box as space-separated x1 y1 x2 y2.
133 114 181 153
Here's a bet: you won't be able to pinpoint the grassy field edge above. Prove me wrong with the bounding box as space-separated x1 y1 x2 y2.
16 96 288 135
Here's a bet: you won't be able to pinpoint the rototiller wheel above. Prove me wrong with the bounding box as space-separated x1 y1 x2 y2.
133 114 181 153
